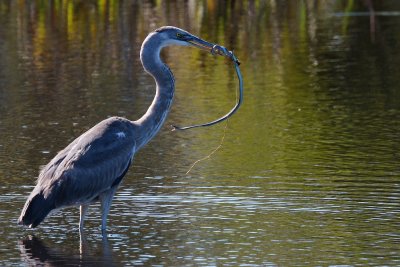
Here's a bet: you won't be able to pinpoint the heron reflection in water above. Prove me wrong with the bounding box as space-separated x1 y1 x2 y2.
19 235 114 265
18 26 239 234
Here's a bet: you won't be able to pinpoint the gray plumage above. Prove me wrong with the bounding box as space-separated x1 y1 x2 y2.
18 26 222 234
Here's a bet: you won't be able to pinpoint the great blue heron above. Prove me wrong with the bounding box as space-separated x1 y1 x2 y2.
18 26 233 234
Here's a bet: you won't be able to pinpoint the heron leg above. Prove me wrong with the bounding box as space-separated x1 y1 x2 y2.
79 204 89 232
79 229 89 255
99 186 118 235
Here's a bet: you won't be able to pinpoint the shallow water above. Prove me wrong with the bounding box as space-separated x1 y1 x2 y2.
0 1 399 266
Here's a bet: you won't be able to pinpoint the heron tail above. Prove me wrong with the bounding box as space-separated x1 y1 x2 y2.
18 190 55 228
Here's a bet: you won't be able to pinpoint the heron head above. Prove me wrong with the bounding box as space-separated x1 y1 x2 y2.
141 26 236 72
152 26 231 57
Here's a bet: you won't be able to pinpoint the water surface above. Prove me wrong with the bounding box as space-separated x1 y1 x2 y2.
0 1 399 266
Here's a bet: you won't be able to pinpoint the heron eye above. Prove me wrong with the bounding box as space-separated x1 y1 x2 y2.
176 33 184 39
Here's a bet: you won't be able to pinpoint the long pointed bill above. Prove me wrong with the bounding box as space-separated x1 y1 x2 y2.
186 36 240 65
186 36 215 51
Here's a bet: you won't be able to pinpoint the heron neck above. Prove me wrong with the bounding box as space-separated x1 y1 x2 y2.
134 60 175 150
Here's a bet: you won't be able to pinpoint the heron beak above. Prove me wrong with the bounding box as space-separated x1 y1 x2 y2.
187 36 214 51
187 36 229 57
186 35 240 65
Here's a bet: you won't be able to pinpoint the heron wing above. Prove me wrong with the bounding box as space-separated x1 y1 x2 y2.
37 117 137 207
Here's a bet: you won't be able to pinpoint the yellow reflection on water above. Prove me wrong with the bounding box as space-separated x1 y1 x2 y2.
1 1 400 266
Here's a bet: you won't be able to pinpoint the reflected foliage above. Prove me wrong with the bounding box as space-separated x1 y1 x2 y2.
0 0 400 266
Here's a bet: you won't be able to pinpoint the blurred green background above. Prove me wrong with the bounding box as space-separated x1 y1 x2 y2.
0 1 399 266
